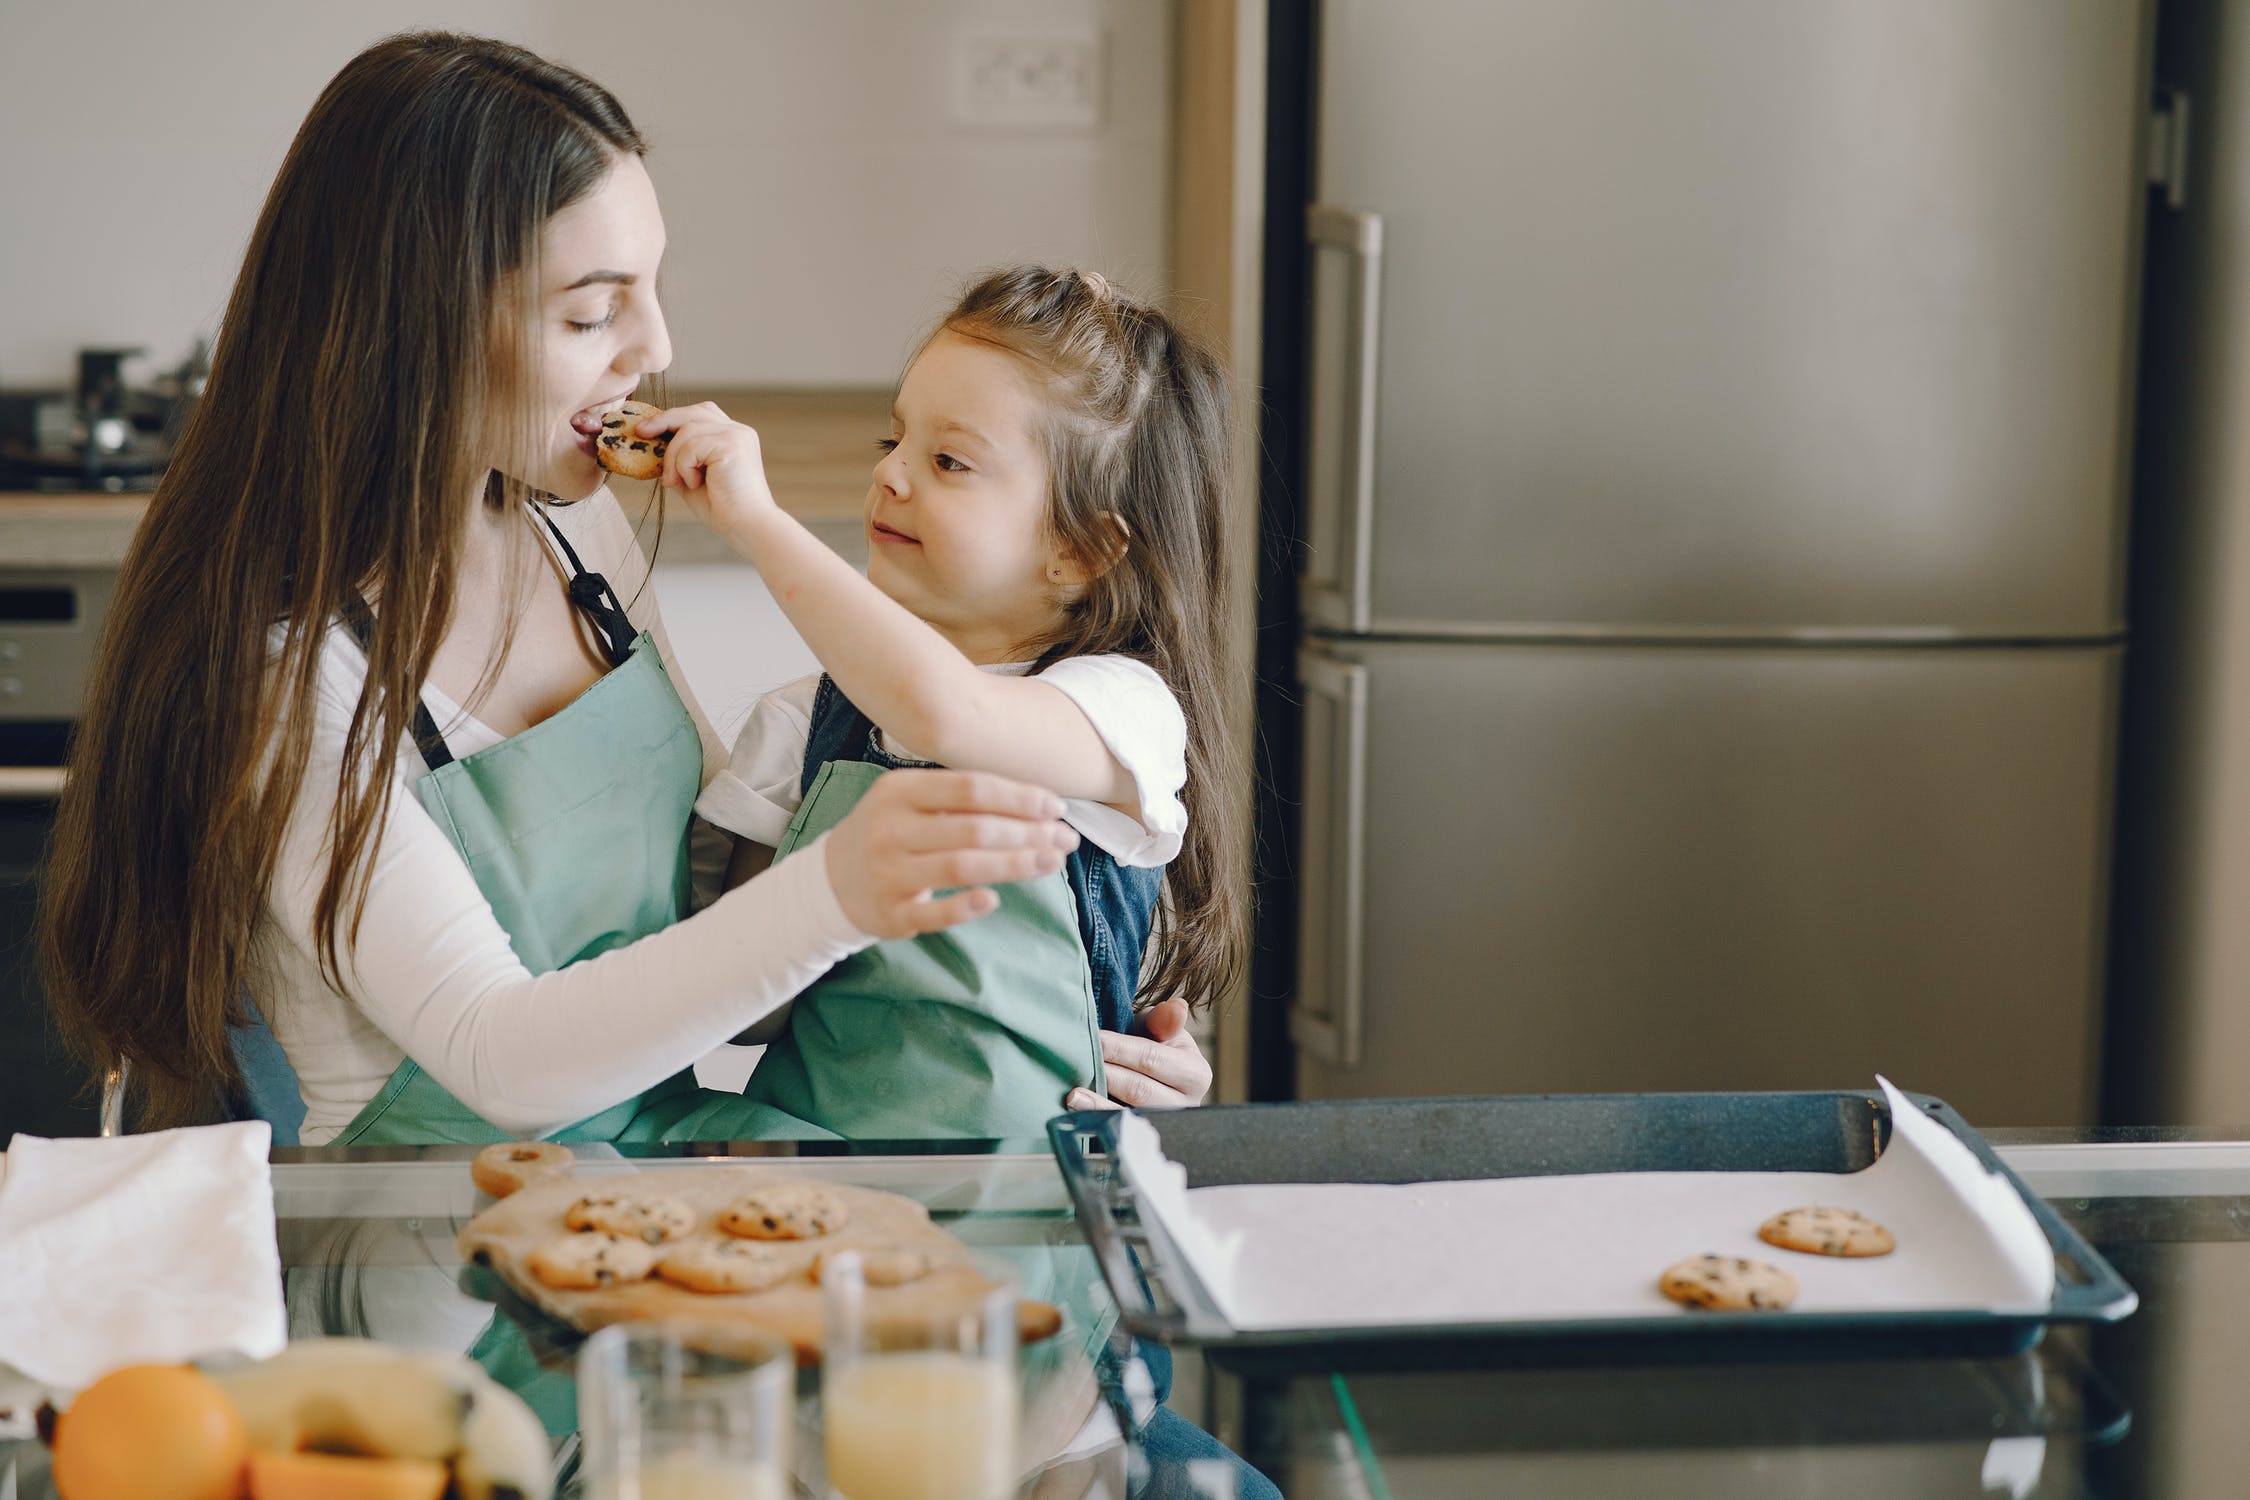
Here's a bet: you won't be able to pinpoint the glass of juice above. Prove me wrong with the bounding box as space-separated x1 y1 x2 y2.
820 1251 1022 1500
578 1320 794 1500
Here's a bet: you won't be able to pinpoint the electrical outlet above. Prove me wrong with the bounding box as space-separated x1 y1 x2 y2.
951 28 1104 131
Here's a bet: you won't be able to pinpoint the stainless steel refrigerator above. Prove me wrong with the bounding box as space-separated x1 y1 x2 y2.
1256 0 2153 1125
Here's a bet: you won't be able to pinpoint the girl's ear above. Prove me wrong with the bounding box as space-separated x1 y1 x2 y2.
1047 512 1133 586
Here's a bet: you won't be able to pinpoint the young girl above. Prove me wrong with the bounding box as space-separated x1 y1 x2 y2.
651 265 1247 1139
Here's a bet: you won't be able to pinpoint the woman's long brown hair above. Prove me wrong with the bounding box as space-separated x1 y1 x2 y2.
937 267 1250 1014
39 33 646 1130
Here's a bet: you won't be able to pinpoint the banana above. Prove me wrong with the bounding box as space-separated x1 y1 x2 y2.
450 1375 553 1500
209 1339 551 1500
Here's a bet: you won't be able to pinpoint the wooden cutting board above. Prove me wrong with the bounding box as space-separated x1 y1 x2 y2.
457 1165 1062 1364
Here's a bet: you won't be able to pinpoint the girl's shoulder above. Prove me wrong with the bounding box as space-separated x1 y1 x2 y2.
1033 652 1180 708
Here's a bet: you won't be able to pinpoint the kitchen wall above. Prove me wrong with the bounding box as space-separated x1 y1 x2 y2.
0 0 1173 389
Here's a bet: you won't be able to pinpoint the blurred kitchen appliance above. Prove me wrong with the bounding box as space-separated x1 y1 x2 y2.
0 342 203 493
1252 0 2151 1125
0 568 115 1142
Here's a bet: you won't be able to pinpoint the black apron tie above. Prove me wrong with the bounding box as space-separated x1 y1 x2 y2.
343 503 641 773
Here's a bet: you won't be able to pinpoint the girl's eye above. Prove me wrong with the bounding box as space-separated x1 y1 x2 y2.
874 437 900 454
567 309 617 334
934 452 968 473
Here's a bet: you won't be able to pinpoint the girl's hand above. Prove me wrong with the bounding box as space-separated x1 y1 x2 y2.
1068 997 1213 1111
634 402 778 543
822 768 1080 940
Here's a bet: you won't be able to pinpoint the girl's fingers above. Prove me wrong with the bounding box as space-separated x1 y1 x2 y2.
1100 1021 1212 1107
889 769 1066 822
894 887 1000 934
1098 1066 1189 1110
906 845 1067 890
894 813 1078 856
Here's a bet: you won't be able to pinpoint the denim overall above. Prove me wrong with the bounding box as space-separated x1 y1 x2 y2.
734 675 1162 1140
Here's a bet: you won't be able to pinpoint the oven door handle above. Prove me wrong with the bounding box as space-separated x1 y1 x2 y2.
0 766 65 799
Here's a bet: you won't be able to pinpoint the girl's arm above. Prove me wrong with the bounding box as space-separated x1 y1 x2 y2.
652 404 1140 809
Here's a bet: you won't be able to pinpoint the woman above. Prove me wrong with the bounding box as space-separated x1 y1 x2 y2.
38 31 1212 1145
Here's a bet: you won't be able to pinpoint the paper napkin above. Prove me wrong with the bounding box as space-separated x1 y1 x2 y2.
0 1121 287 1395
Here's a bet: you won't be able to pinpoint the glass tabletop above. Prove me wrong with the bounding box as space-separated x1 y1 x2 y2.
11 1130 2250 1498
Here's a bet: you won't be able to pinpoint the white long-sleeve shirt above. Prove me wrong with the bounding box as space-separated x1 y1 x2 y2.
250 490 872 1144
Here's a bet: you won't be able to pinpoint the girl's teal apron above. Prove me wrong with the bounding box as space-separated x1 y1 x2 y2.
735 758 1107 1141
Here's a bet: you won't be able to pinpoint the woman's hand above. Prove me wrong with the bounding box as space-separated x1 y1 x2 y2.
822 769 1079 940
1068 997 1213 1111
635 402 777 545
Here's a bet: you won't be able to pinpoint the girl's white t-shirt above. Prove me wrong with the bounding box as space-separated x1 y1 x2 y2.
250 491 872 1145
692 658 1189 866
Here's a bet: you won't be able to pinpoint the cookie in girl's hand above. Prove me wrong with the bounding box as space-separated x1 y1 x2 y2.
595 400 668 480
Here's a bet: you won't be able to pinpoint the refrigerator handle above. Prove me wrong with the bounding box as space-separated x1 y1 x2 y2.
1303 205 1385 634
1291 651 1369 1068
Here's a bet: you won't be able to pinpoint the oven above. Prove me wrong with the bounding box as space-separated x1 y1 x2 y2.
0 567 113 1142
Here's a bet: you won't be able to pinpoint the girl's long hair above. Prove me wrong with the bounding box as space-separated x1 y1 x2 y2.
937 267 1249 1014
38 32 645 1130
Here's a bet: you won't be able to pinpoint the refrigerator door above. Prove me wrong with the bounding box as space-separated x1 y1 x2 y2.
1302 0 2148 636
1291 640 2118 1125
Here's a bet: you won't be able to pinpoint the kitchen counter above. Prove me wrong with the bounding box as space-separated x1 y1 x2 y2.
2 1127 2245 1497
0 387 887 568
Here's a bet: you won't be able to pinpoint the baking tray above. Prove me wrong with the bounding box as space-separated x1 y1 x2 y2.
1048 1090 2138 1372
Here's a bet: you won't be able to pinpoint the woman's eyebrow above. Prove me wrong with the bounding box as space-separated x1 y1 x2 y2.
559 269 636 291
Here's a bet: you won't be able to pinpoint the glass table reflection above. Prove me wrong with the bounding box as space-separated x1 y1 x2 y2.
8 1129 2250 1497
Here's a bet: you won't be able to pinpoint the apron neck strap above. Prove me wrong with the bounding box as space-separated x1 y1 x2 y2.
339 501 642 774
337 593 456 772
533 503 638 670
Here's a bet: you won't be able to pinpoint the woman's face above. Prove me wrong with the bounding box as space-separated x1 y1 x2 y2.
518 152 672 500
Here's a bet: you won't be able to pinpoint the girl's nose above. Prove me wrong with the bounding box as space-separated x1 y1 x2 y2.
873 445 909 497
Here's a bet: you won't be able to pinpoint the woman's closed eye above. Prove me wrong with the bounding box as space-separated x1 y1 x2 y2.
566 308 618 334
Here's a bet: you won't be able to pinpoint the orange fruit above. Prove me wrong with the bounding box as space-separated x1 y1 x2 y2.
52 1363 249 1500
245 1450 449 1500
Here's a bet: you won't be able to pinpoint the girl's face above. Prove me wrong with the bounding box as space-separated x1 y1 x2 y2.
866 331 1076 662
518 153 672 500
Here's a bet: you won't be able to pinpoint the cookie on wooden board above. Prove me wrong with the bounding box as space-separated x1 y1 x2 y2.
719 1184 852 1241
471 1140 574 1199
564 1189 698 1244
528 1231 660 1290
656 1238 807 1295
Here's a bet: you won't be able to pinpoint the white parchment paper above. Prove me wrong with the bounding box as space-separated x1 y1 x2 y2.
1117 1079 2055 1332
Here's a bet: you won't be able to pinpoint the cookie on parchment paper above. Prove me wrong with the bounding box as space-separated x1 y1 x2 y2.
1758 1205 1896 1259
1657 1254 1800 1311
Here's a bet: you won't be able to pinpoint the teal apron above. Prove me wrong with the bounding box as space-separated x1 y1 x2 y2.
329 514 828 1146
735 758 1107 1140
